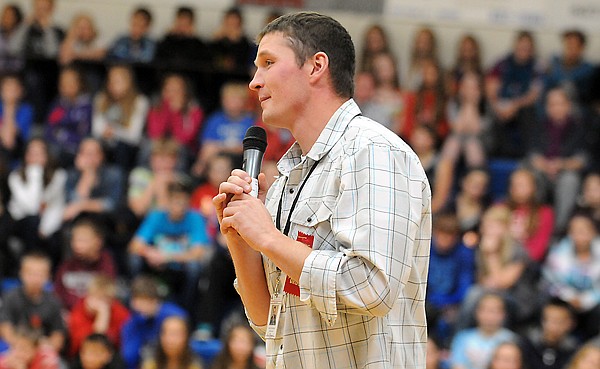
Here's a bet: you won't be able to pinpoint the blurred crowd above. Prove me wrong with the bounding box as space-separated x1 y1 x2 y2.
1 1 600 369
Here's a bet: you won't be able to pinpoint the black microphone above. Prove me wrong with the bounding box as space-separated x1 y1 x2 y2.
242 126 268 197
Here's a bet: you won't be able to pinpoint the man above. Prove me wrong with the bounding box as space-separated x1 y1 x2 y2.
213 12 431 369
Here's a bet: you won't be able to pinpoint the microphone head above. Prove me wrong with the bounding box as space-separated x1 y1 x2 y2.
243 126 268 152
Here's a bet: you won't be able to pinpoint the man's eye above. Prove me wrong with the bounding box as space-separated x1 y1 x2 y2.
265 60 274 66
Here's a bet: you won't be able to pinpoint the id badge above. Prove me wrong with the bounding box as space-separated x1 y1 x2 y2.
265 293 284 339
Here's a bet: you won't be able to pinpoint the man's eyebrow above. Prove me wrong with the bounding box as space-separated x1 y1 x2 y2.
256 50 273 58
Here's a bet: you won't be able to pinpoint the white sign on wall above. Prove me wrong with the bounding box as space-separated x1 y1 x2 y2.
383 0 600 32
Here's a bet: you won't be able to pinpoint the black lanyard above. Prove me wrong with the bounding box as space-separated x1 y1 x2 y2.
275 158 321 236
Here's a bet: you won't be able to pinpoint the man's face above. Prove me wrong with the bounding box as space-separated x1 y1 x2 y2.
250 32 312 129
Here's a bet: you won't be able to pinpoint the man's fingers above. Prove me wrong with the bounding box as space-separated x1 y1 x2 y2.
213 193 226 209
219 181 246 196
231 169 251 181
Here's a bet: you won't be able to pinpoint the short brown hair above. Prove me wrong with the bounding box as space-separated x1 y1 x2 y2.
130 275 161 299
258 12 355 98
151 138 180 157
433 211 460 235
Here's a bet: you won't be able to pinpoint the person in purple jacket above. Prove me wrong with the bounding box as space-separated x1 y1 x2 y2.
45 65 92 168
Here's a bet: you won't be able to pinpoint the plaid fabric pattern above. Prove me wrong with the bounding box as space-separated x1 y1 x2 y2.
249 99 431 369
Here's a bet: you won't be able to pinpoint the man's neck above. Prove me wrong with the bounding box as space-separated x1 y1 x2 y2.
291 96 349 155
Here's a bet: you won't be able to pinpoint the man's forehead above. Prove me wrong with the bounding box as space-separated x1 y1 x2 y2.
256 34 293 59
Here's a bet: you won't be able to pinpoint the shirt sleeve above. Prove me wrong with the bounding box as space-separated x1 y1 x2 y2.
39 170 66 237
187 212 209 246
136 211 161 244
299 143 429 325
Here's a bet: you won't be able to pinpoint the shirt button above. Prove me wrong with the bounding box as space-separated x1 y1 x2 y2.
307 217 312 222
280 344 284 350
289 188 294 194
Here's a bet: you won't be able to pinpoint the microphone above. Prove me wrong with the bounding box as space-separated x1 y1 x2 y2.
242 126 268 197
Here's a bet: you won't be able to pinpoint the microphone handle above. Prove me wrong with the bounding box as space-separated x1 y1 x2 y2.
242 148 264 197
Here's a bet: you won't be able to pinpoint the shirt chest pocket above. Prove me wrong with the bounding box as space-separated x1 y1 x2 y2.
289 200 334 248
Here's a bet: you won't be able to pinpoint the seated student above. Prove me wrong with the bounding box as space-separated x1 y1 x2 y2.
521 298 579 369
63 138 123 223
153 7 209 71
44 65 93 168
70 333 126 369
450 292 516 369
128 138 188 218
106 7 155 63
121 275 187 369
0 73 33 163
59 13 107 66
192 82 254 176
527 86 587 234
504 168 554 264
128 179 210 312
92 64 149 172
542 211 600 340
7 138 66 266
0 326 60 369
433 72 488 212
190 152 235 240
0 4 25 74
145 74 204 168
210 7 255 74
141 316 203 369
456 205 537 331
0 251 66 354
210 323 260 369
427 211 475 347
408 125 439 185
485 31 541 159
444 168 491 236
10 0 64 122
68 276 130 358
487 341 527 369
54 217 117 310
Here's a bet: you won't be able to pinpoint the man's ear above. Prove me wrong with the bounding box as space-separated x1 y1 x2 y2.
309 51 329 80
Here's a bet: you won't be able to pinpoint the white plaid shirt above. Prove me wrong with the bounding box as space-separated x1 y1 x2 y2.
249 99 431 369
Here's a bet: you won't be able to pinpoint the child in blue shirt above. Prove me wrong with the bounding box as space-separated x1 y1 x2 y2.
192 82 254 176
427 211 475 347
450 291 516 369
128 179 210 314
121 275 187 369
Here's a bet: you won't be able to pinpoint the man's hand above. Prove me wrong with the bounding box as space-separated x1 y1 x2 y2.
221 192 279 253
213 170 272 248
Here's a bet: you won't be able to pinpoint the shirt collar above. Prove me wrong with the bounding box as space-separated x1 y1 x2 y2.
278 99 361 174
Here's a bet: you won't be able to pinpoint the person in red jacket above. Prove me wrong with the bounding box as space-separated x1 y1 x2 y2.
145 73 204 167
68 275 130 358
